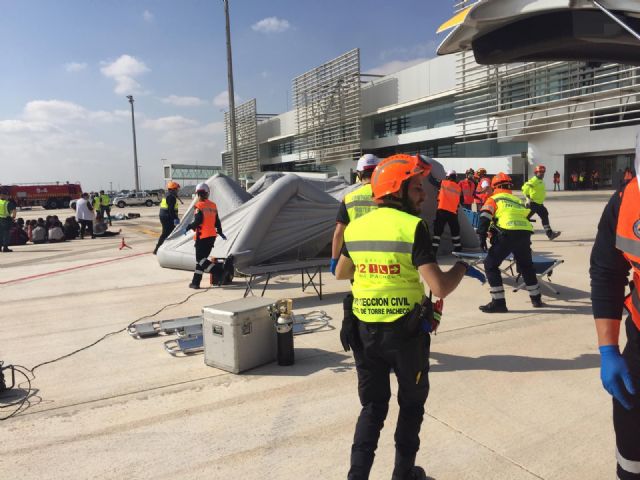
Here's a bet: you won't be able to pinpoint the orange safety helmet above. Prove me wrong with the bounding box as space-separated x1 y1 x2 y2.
534 165 546 174
166 181 181 190
477 168 487 177
371 154 432 200
491 172 512 189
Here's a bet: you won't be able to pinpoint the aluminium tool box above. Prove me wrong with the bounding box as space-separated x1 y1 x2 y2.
202 297 277 374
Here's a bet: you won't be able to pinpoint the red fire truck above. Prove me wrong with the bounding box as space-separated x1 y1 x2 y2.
6 183 83 209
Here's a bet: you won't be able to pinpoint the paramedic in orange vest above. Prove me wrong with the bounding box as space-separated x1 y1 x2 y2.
430 170 463 254
459 169 476 210
590 151 640 480
185 183 226 289
474 168 492 209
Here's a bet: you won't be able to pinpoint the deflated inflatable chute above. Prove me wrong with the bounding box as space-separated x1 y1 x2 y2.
157 166 478 272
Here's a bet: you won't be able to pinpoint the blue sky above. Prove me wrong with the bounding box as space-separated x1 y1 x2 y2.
0 0 453 190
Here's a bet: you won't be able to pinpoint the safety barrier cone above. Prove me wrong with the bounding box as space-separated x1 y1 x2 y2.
119 237 132 250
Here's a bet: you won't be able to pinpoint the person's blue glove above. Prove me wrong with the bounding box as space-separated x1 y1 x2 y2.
173 218 180 226
218 232 227 240
599 345 636 410
330 258 339 276
458 262 486 284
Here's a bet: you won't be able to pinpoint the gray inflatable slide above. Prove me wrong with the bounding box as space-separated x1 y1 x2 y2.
157 165 478 272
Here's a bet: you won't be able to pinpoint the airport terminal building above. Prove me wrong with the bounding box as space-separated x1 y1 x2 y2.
223 12 638 189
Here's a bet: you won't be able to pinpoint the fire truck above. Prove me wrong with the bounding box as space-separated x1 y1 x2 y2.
6 182 83 209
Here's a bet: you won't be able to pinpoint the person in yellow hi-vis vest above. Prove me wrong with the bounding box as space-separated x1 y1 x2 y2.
336 154 485 480
330 154 381 275
522 165 561 240
478 173 542 313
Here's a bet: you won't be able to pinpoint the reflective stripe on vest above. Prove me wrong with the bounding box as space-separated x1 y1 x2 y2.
344 183 377 222
194 199 218 240
160 196 179 212
492 193 533 232
615 180 640 329
0 199 9 218
344 208 425 323
438 180 461 213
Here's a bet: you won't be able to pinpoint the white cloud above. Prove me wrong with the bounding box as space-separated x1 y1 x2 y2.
100 54 150 95
161 95 206 107
251 17 290 34
21 100 124 125
65 62 87 73
143 10 154 23
213 90 242 109
366 58 429 76
142 115 199 131
0 99 223 190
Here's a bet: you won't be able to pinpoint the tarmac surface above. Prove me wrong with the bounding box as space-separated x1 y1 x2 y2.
0 191 621 479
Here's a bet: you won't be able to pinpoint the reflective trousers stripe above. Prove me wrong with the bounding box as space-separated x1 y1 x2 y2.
346 240 413 253
618 448 640 475
490 286 505 299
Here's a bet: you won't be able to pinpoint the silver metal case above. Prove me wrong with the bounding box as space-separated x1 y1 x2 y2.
202 297 277 374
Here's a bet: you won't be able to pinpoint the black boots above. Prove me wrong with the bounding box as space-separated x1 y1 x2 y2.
189 273 202 289
547 231 561 240
479 298 508 313
391 466 428 480
2 247 12 252
531 294 544 308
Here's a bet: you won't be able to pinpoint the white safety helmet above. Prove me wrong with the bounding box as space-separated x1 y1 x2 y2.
356 154 381 172
446 170 457 177
195 183 210 194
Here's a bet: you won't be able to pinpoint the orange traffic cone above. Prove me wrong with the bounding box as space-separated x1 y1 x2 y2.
119 237 132 250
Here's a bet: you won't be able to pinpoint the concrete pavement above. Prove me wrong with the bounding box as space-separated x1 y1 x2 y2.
0 193 620 479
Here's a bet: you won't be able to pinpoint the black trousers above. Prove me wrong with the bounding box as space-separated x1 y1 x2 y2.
78 220 94 239
0 218 11 249
432 209 461 252
484 231 539 301
100 206 111 225
154 214 175 252
527 202 554 234
191 236 216 286
349 317 430 480
615 316 640 480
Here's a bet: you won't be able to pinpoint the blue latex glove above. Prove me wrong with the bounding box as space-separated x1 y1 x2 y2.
459 262 486 284
218 232 227 240
173 218 180 226
599 345 636 410
330 258 339 276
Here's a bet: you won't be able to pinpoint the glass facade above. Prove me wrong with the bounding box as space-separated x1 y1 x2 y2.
269 138 295 157
371 98 455 139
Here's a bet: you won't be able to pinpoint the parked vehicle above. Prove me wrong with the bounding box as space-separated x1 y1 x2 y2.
113 191 160 208
6 183 83 209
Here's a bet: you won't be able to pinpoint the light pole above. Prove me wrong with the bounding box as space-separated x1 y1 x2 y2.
223 0 239 181
126 95 141 191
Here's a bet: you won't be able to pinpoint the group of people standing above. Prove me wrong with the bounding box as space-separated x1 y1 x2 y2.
328 154 573 478
569 169 602 190
75 190 117 239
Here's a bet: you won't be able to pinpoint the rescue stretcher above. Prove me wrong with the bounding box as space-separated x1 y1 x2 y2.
452 251 564 295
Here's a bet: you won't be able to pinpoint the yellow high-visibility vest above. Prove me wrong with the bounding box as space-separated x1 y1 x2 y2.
0 199 9 218
343 183 377 223
344 207 425 323
160 196 178 212
522 176 546 204
492 193 533 232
